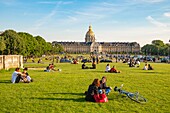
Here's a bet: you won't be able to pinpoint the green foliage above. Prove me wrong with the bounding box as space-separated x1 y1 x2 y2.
0 63 170 112
0 30 64 56
152 40 164 47
0 36 6 54
141 40 170 56
2 30 24 55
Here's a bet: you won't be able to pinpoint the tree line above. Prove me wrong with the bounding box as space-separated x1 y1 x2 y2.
141 40 170 56
0 29 64 57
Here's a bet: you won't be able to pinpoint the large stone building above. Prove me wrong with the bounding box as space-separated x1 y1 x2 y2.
52 25 140 54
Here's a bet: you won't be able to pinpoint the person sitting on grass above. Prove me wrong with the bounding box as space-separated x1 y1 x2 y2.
44 64 51 72
85 79 100 102
110 66 120 73
135 60 140 67
82 62 89 69
85 78 108 103
72 59 78 64
98 76 112 95
105 64 111 72
148 64 154 70
49 63 56 71
143 64 148 70
11 68 22 83
90 62 96 69
22 67 33 83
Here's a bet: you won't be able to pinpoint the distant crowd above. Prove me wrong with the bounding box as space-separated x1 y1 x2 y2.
11 54 155 103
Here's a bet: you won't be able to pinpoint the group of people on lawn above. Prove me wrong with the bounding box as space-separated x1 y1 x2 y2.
105 64 121 73
85 76 112 102
11 67 33 83
44 63 56 72
82 62 120 73
10 58 154 103
143 63 154 70
82 62 96 69
44 63 61 72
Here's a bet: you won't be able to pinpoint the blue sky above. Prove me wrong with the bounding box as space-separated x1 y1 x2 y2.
0 0 170 46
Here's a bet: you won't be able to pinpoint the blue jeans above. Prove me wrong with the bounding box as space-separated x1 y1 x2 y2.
98 88 111 95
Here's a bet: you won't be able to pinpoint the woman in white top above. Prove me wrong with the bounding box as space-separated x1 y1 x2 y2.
143 64 148 70
105 64 111 72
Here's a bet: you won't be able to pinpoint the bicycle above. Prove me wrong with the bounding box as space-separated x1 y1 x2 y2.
114 84 147 103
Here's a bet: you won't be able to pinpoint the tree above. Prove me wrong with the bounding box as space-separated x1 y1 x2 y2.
152 40 164 47
18 32 38 56
2 30 24 55
142 40 169 56
0 29 63 56
0 36 6 55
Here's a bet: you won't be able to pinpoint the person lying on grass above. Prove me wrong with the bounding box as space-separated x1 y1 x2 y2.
110 66 121 73
90 62 96 69
82 62 96 69
98 76 112 95
82 62 89 69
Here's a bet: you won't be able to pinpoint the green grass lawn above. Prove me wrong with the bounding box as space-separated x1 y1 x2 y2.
0 62 170 113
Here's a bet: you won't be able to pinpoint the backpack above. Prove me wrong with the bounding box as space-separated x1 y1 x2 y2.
93 94 108 103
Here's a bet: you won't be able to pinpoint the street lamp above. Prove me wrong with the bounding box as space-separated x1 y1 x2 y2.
116 44 118 63
52 45 55 63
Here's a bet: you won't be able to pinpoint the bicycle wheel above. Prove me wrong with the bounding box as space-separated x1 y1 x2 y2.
128 92 147 103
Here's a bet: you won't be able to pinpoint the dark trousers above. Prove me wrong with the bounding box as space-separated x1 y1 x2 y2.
15 75 21 83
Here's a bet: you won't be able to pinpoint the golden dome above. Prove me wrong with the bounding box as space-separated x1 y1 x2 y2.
85 25 95 43
86 25 95 36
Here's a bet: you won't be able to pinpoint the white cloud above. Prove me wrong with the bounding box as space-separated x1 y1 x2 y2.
144 0 164 3
132 0 164 3
38 1 73 5
164 12 170 17
146 16 167 27
35 10 56 28
0 0 19 5
75 11 104 18
67 16 77 21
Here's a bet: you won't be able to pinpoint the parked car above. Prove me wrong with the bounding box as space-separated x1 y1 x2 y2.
60 59 71 63
81 59 92 63
100 59 112 63
143 57 153 61
161 58 168 63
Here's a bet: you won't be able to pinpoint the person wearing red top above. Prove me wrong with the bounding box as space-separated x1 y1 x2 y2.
110 66 120 73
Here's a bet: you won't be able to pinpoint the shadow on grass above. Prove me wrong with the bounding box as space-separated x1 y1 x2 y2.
137 71 166 74
48 92 84 96
31 97 85 102
84 70 108 73
0 80 11 84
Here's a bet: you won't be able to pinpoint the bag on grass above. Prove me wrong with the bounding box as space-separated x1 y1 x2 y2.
93 94 108 103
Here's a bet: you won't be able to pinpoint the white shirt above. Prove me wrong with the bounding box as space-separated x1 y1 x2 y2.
11 71 21 83
136 61 140 65
143 66 148 70
27 76 31 82
105 66 111 72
